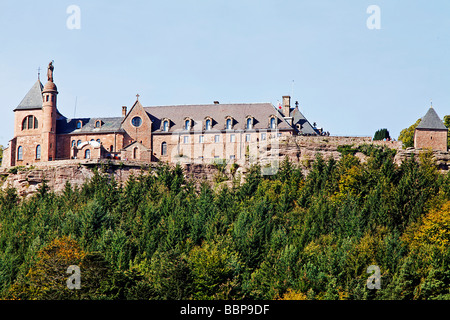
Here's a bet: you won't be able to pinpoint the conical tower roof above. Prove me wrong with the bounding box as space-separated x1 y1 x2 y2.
14 79 43 111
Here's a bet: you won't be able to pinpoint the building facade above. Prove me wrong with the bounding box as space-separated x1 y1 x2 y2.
2 63 320 167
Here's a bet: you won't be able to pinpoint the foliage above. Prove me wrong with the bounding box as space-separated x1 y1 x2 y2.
373 128 391 141
398 119 421 149
0 155 448 300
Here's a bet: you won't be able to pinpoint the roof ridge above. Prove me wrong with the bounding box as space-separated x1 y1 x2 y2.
144 102 272 108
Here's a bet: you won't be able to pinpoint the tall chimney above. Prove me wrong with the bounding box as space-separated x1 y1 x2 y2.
282 96 291 117
122 106 127 117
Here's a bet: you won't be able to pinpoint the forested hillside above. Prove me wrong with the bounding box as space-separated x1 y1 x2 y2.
0 145 449 300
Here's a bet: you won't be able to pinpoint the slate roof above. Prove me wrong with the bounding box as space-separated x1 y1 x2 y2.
14 80 43 111
143 102 293 133
416 107 447 130
291 108 318 135
56 117 124 134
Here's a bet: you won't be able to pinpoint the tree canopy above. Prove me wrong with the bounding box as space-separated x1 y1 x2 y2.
0 150 449 300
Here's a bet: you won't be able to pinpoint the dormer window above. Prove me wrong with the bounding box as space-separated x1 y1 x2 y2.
162 119 170 132
270 116 277 129
205 117 213 130
225 117 233 130
76 120 83 129
246 117 253 130
184 118 192 130
95 120 102 128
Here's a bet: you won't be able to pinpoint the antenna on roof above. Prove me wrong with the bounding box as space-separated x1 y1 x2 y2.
430 98 433 108
37 67 41 80
73 96 77 118
291 80 295 98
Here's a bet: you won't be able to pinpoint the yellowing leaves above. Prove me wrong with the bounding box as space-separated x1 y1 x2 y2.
408 201 450 253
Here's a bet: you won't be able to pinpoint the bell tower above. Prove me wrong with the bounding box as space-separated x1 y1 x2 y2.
41 61 58 161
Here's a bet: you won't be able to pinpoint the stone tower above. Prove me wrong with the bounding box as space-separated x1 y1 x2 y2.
414 105 448 152
41 61 58 161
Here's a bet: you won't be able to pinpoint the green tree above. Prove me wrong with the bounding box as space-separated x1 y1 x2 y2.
398 119 421 149
373 128 391 141
444 115 450 149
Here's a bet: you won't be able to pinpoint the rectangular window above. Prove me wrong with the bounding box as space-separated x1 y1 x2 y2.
199 135 204 143
261 133 266 141
214 135 220 143
183 136 189 144
230 134 235 142
245 134 251 142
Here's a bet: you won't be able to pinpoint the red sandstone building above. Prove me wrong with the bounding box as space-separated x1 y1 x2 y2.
414 106 448 152
2 62 320 167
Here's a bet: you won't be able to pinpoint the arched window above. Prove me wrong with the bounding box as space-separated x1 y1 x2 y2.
185 119 191 130
270 117 277 129
133 147 138 159
163 120 169 132
17 146 23 160
85 149 91 159
110 145 114 152
76 121 82 129
71 140 76 147
36 145 41 160
226 118 232 130
77 140 82 146
205 119 212 130
22 116 38 130
96 139 101 144
161 142 167 156
246 118 253 130
95 120 101 128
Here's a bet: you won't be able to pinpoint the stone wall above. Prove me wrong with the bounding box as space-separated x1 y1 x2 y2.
414 129 448 152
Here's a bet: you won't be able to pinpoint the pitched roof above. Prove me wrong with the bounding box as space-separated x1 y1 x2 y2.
14 80 43 111
143 102 293 132
416 107 447 130
291 108 318 135
56 117 124 134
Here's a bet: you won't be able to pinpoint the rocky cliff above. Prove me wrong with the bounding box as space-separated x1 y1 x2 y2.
1 136 448 198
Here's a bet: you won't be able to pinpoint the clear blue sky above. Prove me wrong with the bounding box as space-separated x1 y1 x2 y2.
1 0 449 146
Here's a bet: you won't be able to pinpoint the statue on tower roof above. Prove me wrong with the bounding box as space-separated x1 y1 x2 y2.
47 60 54 82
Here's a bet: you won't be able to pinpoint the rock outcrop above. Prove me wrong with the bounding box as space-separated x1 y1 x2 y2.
2 136 447 198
